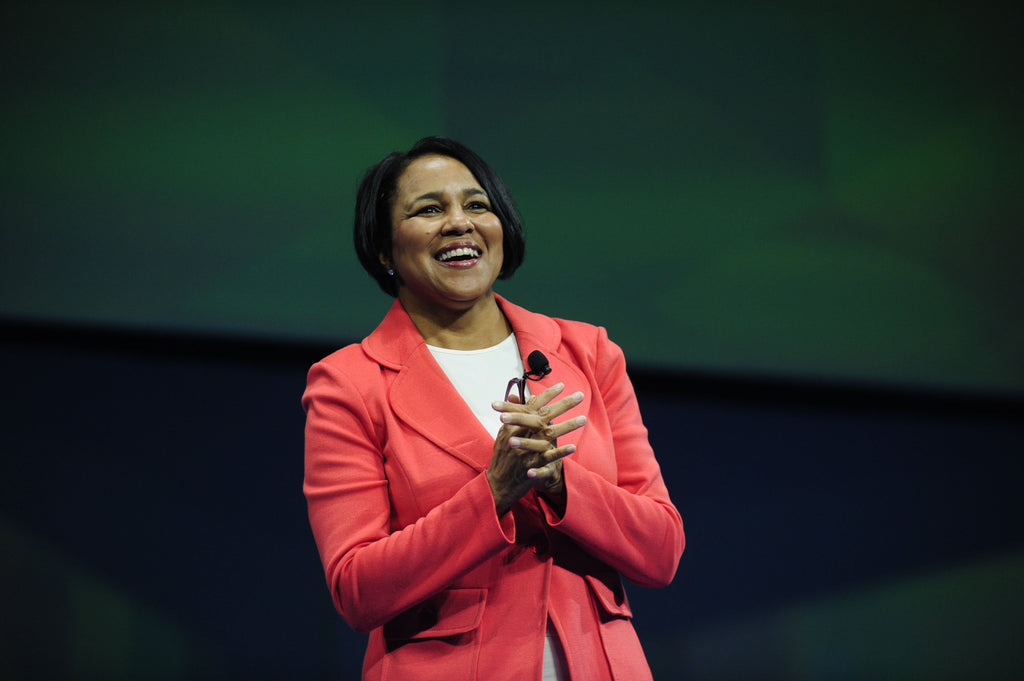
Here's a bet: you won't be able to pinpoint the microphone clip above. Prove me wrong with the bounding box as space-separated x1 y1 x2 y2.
505 351 552 403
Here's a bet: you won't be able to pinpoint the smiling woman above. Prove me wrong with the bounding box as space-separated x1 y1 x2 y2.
303 136 684 680
384 155 507 347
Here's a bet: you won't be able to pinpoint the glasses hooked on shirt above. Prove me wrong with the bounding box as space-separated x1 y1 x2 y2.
504 350 552 403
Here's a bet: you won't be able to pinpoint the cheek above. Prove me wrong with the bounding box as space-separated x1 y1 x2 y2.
485 219 505 249
390 226 429 262
492 229 506 262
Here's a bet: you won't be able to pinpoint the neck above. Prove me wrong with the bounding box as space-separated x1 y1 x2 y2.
399 291 511 350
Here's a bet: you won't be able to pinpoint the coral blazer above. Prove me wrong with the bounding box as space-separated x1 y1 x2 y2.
303 295 684 681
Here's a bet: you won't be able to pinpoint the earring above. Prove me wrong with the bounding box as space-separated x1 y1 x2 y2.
387 268 395 276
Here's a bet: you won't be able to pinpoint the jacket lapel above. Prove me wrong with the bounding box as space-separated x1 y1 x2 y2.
363 299 494 471
361 295 591 470
390 344 495 471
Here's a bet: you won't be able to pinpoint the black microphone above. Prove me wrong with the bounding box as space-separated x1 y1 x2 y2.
504 351 553 403
525 351 552 381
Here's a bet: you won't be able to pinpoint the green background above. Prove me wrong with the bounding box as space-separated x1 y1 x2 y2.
2 5 1023 680
3 1 1021 393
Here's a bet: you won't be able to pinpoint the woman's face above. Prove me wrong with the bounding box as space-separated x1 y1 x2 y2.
385 155 504 313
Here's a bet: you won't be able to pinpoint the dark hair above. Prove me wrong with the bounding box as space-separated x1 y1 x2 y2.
353 136 525 297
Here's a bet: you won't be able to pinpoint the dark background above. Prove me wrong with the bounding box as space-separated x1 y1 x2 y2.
2 322 1021 680
2 2 1023 679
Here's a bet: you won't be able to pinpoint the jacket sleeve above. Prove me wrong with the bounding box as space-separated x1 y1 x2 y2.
302 358 515 633
541 328 684 588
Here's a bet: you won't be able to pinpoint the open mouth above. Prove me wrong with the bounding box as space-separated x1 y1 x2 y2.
435 243 482 263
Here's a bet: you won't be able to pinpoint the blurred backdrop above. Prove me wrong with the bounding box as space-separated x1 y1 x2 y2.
2 2 1022 679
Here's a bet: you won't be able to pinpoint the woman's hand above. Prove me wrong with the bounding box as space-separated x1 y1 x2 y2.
485 382 587 516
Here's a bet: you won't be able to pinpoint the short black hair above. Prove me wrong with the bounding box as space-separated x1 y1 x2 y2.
353 136 525 297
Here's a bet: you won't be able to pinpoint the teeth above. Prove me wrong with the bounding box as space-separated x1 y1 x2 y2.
437 247 481 262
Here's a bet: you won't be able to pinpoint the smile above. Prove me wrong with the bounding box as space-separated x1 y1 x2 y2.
435 243 482 263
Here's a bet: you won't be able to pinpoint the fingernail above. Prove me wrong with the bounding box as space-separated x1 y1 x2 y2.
526 469 537 479
555 382 565 390
509 437 521 448
491 401 504 410
566 444 577 454
574 391 584 402
576 415 587 426
500 413 512 423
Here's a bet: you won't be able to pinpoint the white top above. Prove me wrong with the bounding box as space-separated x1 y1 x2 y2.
427 333 525 437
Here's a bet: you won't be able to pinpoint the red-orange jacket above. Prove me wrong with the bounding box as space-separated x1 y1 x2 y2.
303 294 684 680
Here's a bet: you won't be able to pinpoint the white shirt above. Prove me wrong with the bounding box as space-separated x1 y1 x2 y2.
427 333 525 436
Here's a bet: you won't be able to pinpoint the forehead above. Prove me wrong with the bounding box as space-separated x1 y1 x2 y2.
396 155 481 195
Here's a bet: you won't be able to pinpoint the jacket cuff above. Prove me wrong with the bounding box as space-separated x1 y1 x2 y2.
538 459 581 527
472 472 517 543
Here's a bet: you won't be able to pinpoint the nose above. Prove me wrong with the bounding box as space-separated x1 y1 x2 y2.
442 207 474 235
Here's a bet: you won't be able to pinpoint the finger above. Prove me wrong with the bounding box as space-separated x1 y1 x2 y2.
492 384 563 414
499 413 587 445
498 411 548 430
536 391 585 420
495 421 525 442
509 438 577 463
542 443 576 464
499 401 589 428
492 398 532 415
507 435 553 453
493 385 583 418
525 382 565 409
526 465 556 481
527 449 573 479
541 414 587 441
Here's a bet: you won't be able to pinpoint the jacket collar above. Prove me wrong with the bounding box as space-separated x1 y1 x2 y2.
362 293 563 369
359 293 582 472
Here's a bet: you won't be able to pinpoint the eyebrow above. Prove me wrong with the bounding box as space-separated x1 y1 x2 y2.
406 187 488 208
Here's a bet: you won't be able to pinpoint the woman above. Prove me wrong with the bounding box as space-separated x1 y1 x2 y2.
303 136 684 681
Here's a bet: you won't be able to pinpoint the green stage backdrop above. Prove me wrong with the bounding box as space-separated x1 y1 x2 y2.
3 2 1021 393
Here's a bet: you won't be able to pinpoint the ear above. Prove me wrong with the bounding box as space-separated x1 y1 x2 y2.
379 253 399 283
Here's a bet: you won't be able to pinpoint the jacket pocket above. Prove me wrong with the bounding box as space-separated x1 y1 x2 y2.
383 587 487 641
585 573 633 621
381 588 487 681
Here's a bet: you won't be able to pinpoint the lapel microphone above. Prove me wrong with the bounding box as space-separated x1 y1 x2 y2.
525 351 552 381
505 351 552 403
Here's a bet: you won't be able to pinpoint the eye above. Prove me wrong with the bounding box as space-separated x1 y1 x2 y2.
466 200 490 212
414 204 441 216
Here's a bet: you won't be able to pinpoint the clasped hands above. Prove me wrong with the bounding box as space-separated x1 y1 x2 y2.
486 382 587 517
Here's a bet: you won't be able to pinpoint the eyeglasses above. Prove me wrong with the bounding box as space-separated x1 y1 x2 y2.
504 355 552 404
505 377 527 404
